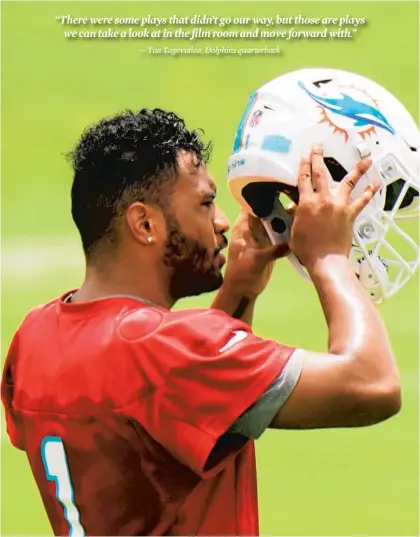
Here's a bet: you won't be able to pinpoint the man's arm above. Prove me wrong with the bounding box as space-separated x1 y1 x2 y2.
211 289 256 325
270 255 400 429
221 147 401 435
268 147 400 429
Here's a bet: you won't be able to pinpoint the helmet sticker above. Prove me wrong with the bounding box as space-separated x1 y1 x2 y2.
298 80 396 141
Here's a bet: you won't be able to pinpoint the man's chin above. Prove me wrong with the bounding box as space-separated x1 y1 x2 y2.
188 271 224 297
171 270 224 299
205 271 224 293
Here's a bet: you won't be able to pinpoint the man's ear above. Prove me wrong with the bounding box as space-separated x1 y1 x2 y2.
125 202 165 246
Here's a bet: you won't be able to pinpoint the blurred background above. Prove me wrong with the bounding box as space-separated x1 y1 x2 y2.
1 1 419 535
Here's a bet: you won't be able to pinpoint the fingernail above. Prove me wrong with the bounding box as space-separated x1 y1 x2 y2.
312 144 323 152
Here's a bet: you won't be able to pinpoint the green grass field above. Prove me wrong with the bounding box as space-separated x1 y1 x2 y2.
1 1 419 535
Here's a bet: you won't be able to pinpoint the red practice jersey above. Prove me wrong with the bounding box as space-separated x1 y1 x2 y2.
2 293 297 536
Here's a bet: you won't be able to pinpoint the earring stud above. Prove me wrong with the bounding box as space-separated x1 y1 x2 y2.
147 237 153 243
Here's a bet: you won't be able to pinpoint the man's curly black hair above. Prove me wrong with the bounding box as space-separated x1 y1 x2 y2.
68 108 212 259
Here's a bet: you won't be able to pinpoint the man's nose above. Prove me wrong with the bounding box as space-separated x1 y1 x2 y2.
214 206 230 234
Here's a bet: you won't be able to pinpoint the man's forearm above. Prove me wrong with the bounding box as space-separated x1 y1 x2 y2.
308 255 399 385
211 286 257 326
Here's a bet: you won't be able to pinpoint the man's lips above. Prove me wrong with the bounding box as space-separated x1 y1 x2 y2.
215 236 228 257
214 236 228 267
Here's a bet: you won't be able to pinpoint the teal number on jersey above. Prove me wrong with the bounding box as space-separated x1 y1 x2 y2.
41 436 86 536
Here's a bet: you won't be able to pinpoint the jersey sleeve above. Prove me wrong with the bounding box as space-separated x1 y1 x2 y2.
119 307 297 477
227 349 303 439
1 331 24 450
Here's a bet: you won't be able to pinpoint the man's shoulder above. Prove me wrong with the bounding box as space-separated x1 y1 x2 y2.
17 295 63 337
117 306 240 343
16 296 250 375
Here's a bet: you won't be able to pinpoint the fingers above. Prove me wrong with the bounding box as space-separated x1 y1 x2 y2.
272 243 291 259
259 242 290 262
310 145 329 196
231 210 251 238
235 209 249 225
297 155 313 200
248 214 272 246
338 158 372 201
350 181 381 218
297 145 330 199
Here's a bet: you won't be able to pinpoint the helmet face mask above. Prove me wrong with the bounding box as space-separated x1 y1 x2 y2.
228 68 419 303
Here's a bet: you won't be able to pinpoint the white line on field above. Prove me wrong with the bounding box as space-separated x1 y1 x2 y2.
2 237 84 278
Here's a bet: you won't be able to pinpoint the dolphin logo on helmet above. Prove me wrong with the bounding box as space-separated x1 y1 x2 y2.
298 80 396 136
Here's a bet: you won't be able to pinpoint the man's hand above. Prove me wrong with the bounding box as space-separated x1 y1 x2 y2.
290 145 378 271
211 210 290 325
223 210 290 298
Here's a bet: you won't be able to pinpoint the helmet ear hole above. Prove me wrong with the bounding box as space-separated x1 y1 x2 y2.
241 182 279 218
242 182 299 218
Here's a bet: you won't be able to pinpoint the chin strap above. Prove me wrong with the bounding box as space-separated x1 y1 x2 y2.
260 196 292 245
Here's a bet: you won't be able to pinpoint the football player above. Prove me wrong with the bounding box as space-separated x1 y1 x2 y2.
2 108 400 536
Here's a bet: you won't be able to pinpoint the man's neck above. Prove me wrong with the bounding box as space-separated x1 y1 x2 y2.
72 263 174 310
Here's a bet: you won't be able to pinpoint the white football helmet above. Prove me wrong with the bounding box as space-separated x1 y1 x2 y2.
228 68 420 303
